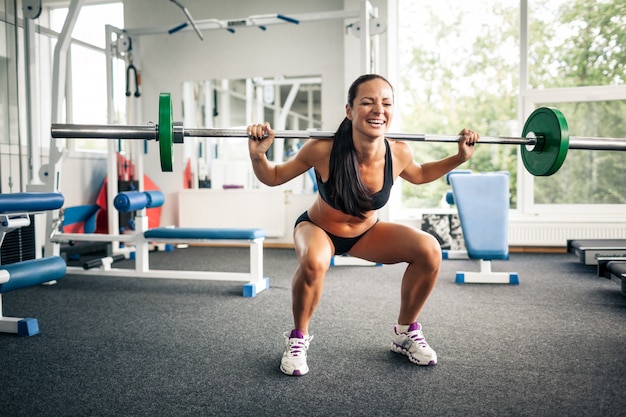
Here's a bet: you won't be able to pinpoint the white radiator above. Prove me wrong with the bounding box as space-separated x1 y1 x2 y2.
178 189 287 237
403 212 626 248
509 220 626 246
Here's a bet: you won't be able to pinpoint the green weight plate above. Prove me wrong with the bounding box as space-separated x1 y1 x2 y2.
159 93 174 172
521 107 569 176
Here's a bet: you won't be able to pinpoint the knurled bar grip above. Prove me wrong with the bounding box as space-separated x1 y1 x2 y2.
51 124 534 146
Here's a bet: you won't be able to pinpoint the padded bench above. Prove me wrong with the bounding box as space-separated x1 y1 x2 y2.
567 239 626 265
141 227 269 297
0 192 67 335
144 227 266 241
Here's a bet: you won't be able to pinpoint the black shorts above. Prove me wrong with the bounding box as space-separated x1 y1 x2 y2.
294 211 376 255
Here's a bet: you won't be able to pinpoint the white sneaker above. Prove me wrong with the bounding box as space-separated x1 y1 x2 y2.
280 329 313 376
391 322 437 365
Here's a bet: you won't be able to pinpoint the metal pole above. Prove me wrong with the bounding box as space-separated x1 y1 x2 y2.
568 136 626 151
51 123 158 139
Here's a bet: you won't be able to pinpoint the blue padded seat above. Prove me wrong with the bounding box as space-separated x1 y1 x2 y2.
0 192 64 213
144 227 266 240
448 172 509 260
0 256 67 293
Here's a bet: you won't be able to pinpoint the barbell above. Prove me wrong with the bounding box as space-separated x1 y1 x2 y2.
51 93 626 175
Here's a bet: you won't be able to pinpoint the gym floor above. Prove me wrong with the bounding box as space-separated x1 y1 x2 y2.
0 247 624 417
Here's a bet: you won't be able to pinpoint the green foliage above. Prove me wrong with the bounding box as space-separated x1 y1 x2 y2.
530 1 626 88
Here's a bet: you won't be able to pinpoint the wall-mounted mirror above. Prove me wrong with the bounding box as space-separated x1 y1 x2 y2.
181 76 322 190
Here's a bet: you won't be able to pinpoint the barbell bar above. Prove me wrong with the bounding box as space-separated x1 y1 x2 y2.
49 124 536 143
51 92 626 175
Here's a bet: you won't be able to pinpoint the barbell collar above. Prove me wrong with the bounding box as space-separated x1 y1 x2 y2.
173 122 185 143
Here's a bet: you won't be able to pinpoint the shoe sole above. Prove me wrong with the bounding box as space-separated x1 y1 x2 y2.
280 365 308 376
391 343 437 366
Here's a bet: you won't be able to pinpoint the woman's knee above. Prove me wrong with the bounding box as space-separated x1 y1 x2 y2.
412 233 442 271
293 223 333 284
297 251 331 286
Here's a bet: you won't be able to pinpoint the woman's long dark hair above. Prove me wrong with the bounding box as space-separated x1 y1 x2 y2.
328 74 393 218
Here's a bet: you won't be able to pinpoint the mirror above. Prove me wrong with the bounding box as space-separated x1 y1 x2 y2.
181 76 322 190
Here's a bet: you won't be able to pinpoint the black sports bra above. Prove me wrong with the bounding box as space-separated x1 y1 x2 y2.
316 139 394 212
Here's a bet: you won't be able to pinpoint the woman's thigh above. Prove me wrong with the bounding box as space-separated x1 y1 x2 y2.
348 221 441 265
293 221 335 265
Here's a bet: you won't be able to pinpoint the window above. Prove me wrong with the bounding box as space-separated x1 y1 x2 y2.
526 0 626 210
50 2 125 152
528 99 626 206
397 0 625 215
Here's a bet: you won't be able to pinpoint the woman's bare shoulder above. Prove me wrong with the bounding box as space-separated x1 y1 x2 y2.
388 139 414 164
297 138 333 163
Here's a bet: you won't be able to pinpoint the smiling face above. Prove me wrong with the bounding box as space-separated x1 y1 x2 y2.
346 77 394 139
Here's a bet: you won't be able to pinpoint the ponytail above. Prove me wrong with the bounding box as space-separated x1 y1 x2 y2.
329 118 372 218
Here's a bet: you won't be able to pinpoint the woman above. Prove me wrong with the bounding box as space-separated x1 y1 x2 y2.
247 74 479 376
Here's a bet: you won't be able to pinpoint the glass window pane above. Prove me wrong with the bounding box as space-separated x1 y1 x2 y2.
398 0 520 209
528 0 625 88
50 3 125 152
50 3 124 49
71 45 107 123
0 55 9 145
1 20 19 148
533 100 626 204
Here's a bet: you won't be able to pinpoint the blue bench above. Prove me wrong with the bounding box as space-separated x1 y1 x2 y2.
447 172 519 284
142 227 269 298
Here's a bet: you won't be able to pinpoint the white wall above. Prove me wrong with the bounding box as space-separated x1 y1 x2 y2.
121 0 392 226
61 153 107 204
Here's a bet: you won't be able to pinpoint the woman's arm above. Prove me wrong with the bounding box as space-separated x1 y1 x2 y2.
247 122 324 187
398 128 479 185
